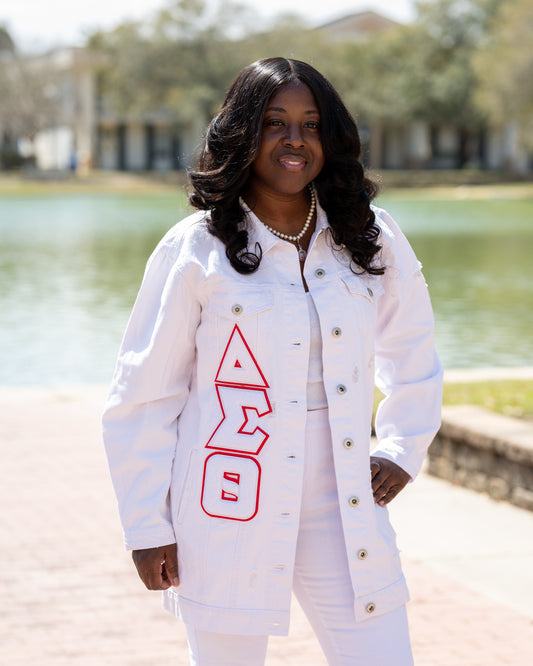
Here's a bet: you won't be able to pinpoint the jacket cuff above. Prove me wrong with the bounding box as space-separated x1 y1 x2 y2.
370 443 422 481
123 524 176 551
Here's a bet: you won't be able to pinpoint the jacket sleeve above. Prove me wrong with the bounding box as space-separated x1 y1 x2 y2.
102 240 201 550
371 208 443 480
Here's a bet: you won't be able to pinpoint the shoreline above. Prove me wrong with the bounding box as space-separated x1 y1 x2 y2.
1 170 533 198
1 366 532 392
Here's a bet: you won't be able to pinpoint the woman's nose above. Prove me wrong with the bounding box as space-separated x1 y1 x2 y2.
283 124 304 147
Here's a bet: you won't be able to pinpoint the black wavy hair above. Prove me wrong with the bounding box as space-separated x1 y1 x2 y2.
188 57 383 275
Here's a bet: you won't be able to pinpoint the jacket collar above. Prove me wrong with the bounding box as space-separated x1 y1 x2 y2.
241 188 329 254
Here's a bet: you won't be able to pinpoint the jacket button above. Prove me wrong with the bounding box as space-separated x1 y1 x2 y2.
366 602 376 614
358 549 368 560
315 268 326 278
337 384 347 394
232 304 243 315
332 327 342 337
349 496 360 507
367 287 374 297
343 438 354 449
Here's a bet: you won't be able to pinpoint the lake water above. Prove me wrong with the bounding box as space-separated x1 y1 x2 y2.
1 190 532 385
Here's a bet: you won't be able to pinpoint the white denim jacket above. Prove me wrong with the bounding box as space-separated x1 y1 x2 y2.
102 199 442 636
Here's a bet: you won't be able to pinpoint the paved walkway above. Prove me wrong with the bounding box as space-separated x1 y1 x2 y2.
1 385 532 665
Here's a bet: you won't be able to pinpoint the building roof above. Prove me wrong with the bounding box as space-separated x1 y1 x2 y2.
318 9 402 42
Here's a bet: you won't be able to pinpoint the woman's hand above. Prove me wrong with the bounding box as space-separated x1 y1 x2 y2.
132 542 179 590
370 457 411 506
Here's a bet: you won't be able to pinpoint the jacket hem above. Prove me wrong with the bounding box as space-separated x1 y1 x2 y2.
162 589 290 636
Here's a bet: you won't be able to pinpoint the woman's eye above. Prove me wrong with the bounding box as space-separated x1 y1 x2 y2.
264 118 320 130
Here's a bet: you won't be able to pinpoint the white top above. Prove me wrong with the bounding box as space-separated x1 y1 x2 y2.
306 292 328 411
102 199 443 635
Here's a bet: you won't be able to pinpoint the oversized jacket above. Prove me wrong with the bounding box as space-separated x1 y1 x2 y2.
102 199 443 636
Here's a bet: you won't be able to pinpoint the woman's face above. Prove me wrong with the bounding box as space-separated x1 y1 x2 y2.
247 80 325 200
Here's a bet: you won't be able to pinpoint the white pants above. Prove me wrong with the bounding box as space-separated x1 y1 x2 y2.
185 410 414 666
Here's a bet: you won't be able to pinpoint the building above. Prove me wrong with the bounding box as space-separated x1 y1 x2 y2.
2 46 195 173
94 70 198 171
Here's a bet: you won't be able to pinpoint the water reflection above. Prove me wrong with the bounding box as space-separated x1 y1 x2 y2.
1 192 532 385
1 194 187 385
379 196 533 370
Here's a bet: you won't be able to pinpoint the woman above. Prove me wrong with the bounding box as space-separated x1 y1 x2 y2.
103 57 442 665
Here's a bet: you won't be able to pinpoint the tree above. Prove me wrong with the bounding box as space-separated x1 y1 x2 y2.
0 25 16 54
88 0 264 127
389 0 502 126
342 0 505 167
86 0 337 169
0 56 62 141
473 0 533 147
0 24 64 168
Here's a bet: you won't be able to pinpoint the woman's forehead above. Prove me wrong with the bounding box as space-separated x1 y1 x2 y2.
266 81 319 112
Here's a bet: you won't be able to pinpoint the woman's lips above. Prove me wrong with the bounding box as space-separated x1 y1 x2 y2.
278 155 306 170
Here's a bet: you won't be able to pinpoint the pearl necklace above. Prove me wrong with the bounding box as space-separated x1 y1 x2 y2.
260 185 316 262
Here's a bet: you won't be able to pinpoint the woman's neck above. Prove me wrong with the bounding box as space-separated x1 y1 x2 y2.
242 186 312 235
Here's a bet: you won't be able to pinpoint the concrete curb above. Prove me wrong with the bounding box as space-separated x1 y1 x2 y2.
429 405 533 510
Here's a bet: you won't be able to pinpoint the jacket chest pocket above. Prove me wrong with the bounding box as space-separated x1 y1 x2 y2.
197 288 276 387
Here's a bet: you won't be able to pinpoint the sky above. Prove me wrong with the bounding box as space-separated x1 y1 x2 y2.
1 0 415 52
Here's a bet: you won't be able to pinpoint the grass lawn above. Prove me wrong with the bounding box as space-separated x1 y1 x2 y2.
375 379 533 422
442 380 533 420
0 170 187 195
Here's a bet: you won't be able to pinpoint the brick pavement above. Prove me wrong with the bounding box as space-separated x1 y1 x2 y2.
1 385 532 665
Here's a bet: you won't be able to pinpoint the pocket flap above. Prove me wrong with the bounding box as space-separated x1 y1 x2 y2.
341 274 384 302
205 289 274 320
